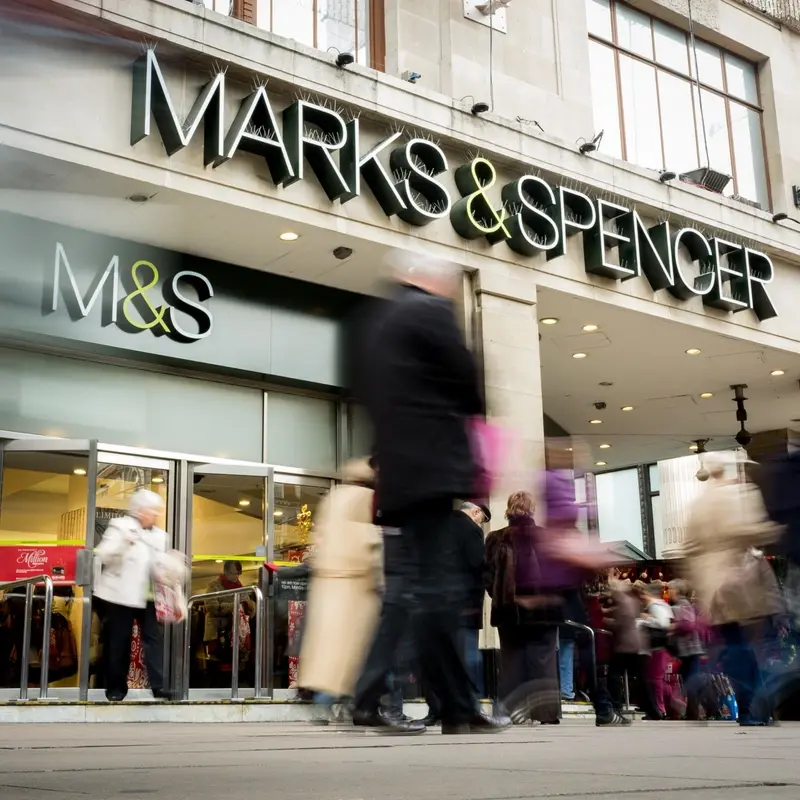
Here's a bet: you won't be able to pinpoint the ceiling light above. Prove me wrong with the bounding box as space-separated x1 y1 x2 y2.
73 468 87 476
621 406 634 412
771 369 785 377
689 444 699 452
590 419 602 425
273 510 284 518
238 499 251 507
151 476 165 484
573 352 588 360
595 461 607 467
215 559 224 564
686 348 702 356
127 193 151 204
599 444 611 449
540 317 559 325
279 232 300 242
566 447 573 452
582 324 599 332
700 392 713 399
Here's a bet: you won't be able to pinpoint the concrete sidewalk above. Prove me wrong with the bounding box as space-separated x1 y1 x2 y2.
0 719 798 799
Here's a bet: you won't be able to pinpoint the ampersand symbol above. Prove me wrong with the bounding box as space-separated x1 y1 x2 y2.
122 261 171 333
450 157 510 243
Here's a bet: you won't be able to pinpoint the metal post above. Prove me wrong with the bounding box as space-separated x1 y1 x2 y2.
231 593 240 700
19 584 33 701
624 670 631 713
253 586 264 699
39 578 53 700
182 605 192 702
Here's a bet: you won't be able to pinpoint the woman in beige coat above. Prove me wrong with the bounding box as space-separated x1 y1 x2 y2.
298 459 383 707
684 451 783 725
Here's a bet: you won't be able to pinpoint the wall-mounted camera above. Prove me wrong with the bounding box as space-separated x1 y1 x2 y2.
593 401 607 411
333 246 353 260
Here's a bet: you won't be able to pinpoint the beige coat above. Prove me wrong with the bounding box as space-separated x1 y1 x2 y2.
298 463 383 698
684 480 783 626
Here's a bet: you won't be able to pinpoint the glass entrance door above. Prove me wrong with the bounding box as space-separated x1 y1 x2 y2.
0 437 98 699
184 463 273 697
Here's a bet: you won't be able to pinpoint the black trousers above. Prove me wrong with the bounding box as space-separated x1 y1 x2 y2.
498 625 559 722
355 503 477 724
103 600 164 698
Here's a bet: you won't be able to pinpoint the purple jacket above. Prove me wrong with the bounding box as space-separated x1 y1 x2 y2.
537 469 582 590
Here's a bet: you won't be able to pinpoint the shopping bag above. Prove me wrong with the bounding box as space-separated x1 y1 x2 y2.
154 581 187 624
237 605 251 650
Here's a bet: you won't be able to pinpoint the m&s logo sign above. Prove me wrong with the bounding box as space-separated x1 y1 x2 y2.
49 243 214 342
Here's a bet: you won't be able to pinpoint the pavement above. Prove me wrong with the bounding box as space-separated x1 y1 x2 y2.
0 719 798 800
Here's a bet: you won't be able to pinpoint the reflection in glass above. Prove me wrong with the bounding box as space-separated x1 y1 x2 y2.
731 102 768 207
692 40 724 89
203 0 233 15
588 42 622 159
317 0 357 62
615 3 653 59
256 0 270 28
273 0 315 49
0 451 90 690
653 21 689 74
189 473 265 689
586 0 612 40
619 55 662 170
267 392 337 472
596 468 645 553
725 53 759 105
658 72 698 173
272 481 329 690
648 463 660 494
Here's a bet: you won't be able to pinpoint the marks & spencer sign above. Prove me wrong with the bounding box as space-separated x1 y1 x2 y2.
131 51 777 321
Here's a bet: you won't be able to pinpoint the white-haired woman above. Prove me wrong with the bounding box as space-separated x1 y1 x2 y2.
95 489 177 701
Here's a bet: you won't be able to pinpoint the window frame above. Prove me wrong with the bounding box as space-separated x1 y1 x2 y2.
588 0 770 208
232 0 385 72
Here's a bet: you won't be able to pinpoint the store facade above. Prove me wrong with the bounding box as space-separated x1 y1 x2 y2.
2 0 800 704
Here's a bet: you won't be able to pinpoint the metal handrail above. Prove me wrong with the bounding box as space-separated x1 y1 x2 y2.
0 575 54 701
183 585 264 701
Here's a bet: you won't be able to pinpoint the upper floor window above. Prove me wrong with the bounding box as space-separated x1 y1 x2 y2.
203 1 379 70
586 0 768 209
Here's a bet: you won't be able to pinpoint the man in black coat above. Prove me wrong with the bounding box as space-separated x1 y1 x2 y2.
351 255 508 734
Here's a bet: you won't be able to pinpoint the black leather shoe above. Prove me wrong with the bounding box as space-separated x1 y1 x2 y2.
442 713 512 735
419 715 440 727
352 708 426 734
106 692 126 702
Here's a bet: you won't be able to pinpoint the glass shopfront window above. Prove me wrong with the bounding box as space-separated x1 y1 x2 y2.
271 478 329 692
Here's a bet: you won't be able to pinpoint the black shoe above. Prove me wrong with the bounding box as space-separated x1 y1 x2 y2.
419 715 440 727
442 713 512 735
541 719 560 725
352 708 426 735
642 713 665 721
596 712 632 727
106 692 126 702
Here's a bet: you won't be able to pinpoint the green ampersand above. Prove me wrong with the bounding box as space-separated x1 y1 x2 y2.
122 260 171 333
450 157 510 243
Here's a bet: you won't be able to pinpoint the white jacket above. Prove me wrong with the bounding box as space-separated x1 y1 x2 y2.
94 516 168 609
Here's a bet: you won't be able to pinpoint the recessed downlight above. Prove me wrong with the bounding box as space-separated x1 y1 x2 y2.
151 476 165 484
273 510 284 518
700 392 713 399
595 461 607 467
73 468 87 476
540 317 559 325
621 406 634 412
238 499 251 507
215 559 224 564
599 444 611 449
573 352 588 360
771 369 786 377
279 231 300 241
582 324 599 332
590 419 602 425
686 348 702 356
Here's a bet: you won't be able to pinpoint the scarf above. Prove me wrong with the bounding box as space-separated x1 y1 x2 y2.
220 576 242 591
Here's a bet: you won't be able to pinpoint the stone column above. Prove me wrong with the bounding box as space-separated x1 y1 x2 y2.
474 274 545 648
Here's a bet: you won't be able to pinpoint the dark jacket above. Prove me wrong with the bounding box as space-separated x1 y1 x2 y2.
451 510 486 628
762 451 800 566
356 284 484 519
484 518 563 629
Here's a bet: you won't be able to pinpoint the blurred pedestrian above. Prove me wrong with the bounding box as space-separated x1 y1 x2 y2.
351 255 508 735
684 451 783 726
298 459 384 721
94 489 183 701
634 582 673 720
485 491 562 724
669 579 705 720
